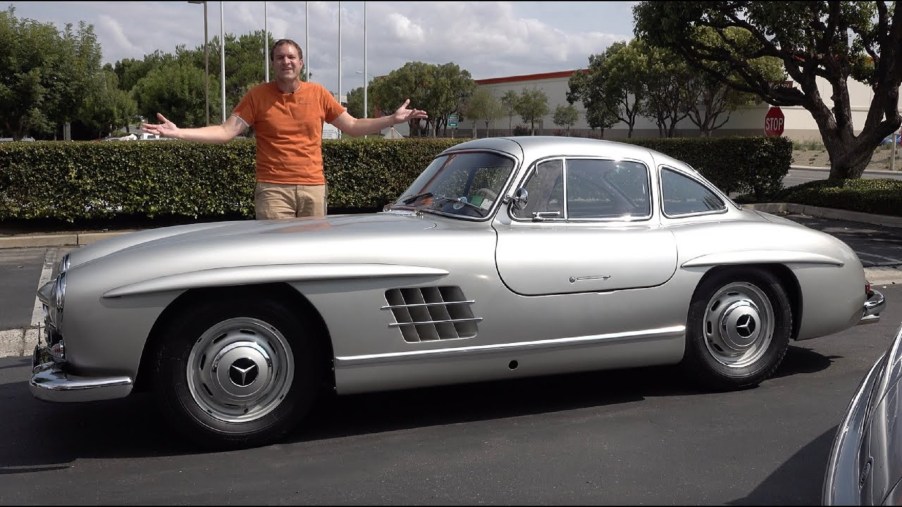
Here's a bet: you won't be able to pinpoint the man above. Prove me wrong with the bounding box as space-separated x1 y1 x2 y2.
142 38 428 219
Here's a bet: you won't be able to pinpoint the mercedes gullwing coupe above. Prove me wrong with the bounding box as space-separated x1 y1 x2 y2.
30 136 885 449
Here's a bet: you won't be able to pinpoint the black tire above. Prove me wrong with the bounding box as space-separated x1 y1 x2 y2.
152 297 322 450
682 268 792 391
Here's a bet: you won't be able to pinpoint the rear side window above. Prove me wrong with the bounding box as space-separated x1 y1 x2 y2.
661 167 725 216
512 158 650 220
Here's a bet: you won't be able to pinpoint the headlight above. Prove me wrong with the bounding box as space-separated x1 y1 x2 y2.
58 253 70 274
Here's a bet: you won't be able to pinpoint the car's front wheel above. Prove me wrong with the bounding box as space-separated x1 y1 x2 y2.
152 297 322 449
682 268 792 390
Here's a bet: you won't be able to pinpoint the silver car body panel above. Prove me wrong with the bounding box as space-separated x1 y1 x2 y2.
103 264 450 298
30 136 878 401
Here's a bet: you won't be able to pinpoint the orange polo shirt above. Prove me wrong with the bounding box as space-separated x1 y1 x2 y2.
233 81 345 185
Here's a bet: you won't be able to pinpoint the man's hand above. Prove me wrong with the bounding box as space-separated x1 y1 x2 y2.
142 113 180 139
392 99 428 123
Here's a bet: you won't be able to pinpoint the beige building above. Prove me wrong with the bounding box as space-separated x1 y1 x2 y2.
458 70 886 143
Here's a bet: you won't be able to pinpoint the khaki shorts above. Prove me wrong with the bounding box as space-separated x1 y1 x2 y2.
254 182 327 219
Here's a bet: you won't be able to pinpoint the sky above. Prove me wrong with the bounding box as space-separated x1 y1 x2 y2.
1 1 638 95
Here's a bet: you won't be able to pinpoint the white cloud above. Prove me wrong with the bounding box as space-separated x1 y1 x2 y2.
0 1 635 94
385 12 426 44
95 14 140 62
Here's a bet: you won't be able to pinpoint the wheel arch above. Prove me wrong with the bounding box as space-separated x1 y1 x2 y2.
134 282 335 392
692 263 802 339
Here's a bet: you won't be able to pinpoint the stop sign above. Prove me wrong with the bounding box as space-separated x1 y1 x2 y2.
764 107 785 137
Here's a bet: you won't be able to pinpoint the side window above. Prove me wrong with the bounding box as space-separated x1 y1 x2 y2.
565 159 650 219
511 159 563 219
661 167 725 216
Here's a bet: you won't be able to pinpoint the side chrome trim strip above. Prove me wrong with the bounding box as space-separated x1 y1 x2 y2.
335 325 685 366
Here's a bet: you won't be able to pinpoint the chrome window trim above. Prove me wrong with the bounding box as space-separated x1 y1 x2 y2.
509 156 653 223
658 165 728 219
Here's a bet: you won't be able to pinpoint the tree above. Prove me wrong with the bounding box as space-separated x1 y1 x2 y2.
500 90 519 134
368 61 433 136
79 69 137 138
462 88 504 138
552 104 580 135
0 6 102 139
567 55 620 138
515 87 549 135
640 44 696 138
345 86 367 119
55 20 103 132
126 31 275 127
682 26 783 136
424 63 475 137
368 61 474 137
131 61 217 127
569 41 649 138
634 1 902 179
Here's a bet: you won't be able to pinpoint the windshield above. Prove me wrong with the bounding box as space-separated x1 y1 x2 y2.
390 151 516 219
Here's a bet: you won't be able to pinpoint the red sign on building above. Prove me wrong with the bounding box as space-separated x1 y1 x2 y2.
764 107 785 137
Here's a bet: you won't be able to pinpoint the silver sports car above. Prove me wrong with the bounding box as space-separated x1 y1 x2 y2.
30 136 885 449
823 323 902 506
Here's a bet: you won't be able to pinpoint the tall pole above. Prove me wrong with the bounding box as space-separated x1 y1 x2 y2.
363 1 367 119
263 1 269 82
305 2 309 81
203 1 209 125
220 1 226 123
188 1 210 125
337 1 342 139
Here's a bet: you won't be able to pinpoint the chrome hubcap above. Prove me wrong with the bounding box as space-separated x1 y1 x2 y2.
187 317 294 423
703 282 774 368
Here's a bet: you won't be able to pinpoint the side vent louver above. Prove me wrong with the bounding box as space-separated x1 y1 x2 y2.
383 286 481 342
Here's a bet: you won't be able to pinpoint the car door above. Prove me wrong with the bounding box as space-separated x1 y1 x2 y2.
494 157 677 295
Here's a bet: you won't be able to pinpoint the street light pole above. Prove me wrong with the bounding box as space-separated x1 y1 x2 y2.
220 1 226 123
188 1 210 126
363 1 367 119
337 1 342 139
264 1 269 82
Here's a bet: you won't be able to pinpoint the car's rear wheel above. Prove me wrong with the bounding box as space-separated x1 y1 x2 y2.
682 268 792 390
152 297 322 449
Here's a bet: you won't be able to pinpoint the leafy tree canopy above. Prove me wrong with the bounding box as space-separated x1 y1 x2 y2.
0 6 102 139
514 87 550 135
634 0 902 179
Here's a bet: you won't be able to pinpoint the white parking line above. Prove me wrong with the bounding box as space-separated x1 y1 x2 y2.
24 248 56 353
31 248 55 326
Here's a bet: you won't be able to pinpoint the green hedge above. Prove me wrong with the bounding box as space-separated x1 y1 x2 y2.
774 178 902 217
0 138 463 221
625 136 792 200
0 136 787 222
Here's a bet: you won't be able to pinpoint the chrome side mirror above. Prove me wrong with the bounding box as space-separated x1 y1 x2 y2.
510 187 528 211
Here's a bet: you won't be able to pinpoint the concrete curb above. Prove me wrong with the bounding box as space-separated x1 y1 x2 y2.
0 230 135 249
0 328 39 359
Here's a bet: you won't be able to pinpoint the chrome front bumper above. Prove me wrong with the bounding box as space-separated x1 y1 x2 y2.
860 289 886 325
30 345 133 403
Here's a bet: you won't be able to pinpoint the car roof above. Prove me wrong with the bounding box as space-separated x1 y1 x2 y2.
441 136 683 169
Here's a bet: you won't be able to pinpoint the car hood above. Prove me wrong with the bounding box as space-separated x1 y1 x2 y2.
67 211 462 273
